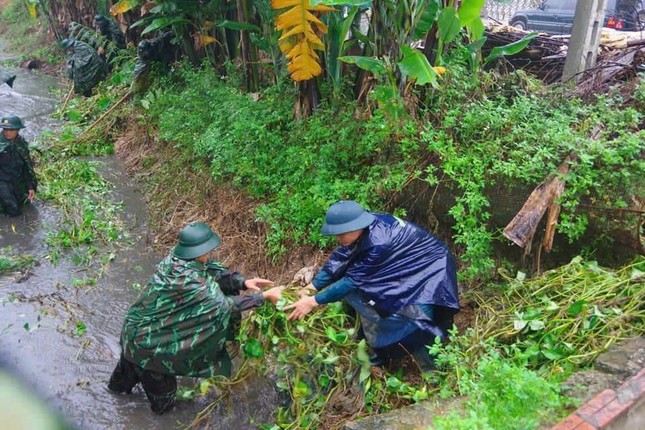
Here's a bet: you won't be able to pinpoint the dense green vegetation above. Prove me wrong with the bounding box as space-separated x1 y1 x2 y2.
140 63 644 280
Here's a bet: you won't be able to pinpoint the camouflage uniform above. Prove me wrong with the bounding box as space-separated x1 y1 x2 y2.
131 32 177 95
108 254 264 413
95 15 126 49
65 39 107 96
0 135 37 217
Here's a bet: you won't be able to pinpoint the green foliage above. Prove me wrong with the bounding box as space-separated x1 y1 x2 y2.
421 68 645 279
235 291 363 429
477 256 645 369
429 328 572 430
143 63 642 275
147 65 419 258
0 248 36 274
37 157 124 264
433 357 567 430
195 289 438 429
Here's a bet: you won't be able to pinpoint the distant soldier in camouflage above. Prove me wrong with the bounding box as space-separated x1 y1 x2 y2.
0 116 37 217
131 31 177 95
60 38 107 96
108 222 284 414
94 14 126 49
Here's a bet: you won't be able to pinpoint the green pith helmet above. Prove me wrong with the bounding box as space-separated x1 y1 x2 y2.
321 200 376 236
173 222 221 260
60 38 75 50
0 115 25 130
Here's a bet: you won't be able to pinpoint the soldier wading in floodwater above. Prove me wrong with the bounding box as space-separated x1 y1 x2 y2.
0 116 37 217
108 222 284 414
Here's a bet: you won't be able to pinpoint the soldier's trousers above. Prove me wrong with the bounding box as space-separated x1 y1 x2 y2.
108 353 177 414
0 181 21 217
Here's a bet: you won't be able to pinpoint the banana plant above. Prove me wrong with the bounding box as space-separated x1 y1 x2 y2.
271 0 336 82
340 0 535 89
313 0 370 90
340 43 444 89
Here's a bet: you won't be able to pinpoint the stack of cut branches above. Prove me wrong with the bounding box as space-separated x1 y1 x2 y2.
574 42 645 96
483 28 569 82
484 26 645 88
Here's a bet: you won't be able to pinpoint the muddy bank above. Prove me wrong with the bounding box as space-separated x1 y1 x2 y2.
112 119 325 283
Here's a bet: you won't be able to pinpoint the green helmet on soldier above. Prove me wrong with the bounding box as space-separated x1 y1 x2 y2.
0 115 25 130
173 222 222 260
60 38 75 50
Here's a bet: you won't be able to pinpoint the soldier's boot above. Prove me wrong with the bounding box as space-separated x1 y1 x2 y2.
107 355 140 394
0 188 21 217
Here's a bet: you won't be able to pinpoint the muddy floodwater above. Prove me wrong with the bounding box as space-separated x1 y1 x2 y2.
0 41 278 429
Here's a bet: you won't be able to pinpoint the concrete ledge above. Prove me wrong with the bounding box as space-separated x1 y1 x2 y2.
551 368 645 430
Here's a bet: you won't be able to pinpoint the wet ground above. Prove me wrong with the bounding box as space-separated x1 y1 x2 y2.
0 41 278 429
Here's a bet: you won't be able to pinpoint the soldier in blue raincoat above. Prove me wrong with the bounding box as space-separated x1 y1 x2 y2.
285 200 460 369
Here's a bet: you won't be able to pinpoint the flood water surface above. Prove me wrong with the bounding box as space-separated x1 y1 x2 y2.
0 42 278 429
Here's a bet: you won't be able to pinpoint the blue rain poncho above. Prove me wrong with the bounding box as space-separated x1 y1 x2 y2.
313 213 459 347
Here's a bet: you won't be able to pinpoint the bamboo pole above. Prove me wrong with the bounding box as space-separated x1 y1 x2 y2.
59 84 75 116
79 92 131 136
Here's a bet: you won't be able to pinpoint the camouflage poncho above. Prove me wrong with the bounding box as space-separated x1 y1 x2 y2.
65 40 107 96
121 255 254 377
0 135 37 198
99 18 126 49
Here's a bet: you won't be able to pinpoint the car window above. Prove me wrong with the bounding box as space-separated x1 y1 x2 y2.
544 0 569 10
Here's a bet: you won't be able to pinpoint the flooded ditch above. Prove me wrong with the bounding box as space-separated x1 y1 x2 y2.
0 40 278 429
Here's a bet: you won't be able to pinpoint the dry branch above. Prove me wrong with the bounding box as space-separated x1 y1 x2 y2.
503 154 575 251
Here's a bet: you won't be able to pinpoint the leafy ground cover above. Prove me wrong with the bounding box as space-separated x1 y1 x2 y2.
181 256 643 429
0 247 36 274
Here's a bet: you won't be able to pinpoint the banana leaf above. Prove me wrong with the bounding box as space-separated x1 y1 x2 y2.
484 32 538 65
398 45 439 87
338 55 387 76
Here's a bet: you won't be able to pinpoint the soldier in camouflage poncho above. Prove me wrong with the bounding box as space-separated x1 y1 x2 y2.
131 31 177 95
61 38 107 96
94 15 126 49
108 222 283 414
0 116 37 217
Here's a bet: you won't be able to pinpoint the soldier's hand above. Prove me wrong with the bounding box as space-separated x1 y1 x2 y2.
27 189 35 201
244 277 274 292
262 286 284 305
284 296 319 320
299 283 317 298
